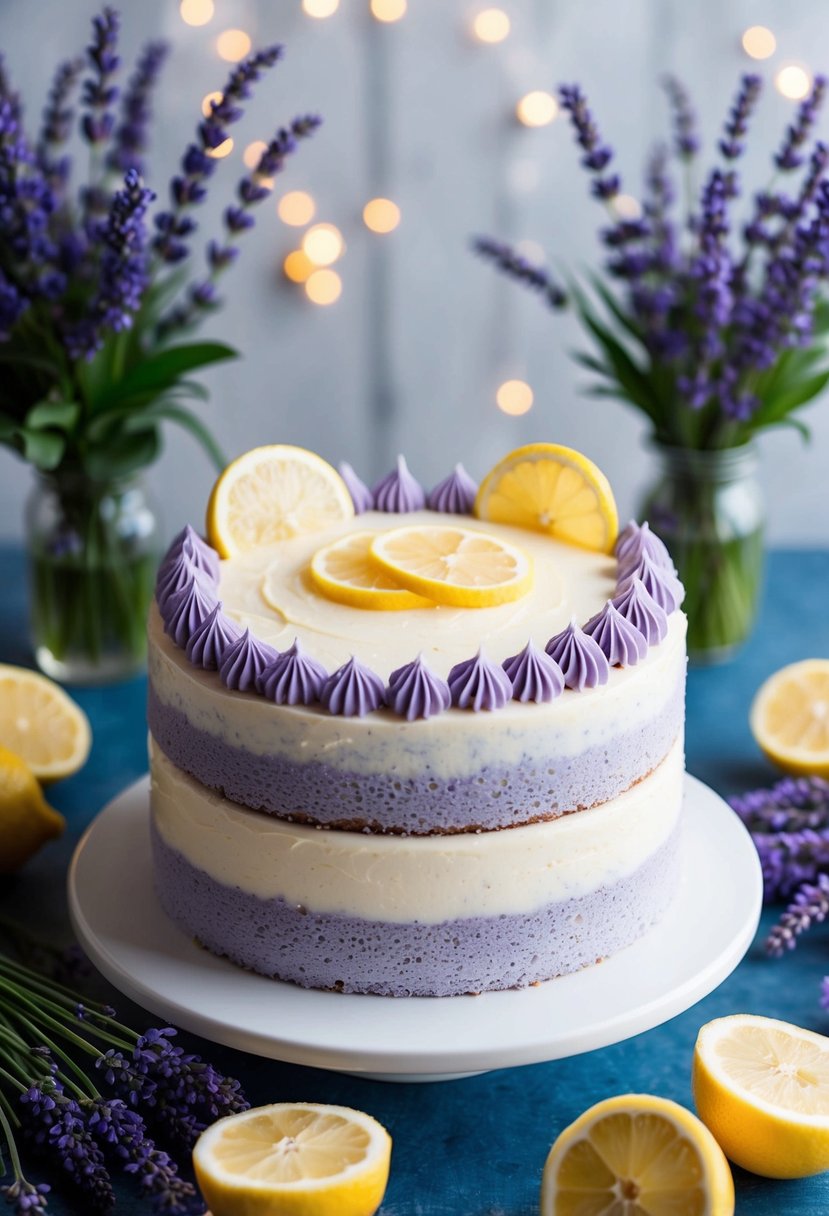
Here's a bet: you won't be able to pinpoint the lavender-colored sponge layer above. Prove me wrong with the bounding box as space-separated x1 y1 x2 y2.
151 823 681 997
147 680 685 834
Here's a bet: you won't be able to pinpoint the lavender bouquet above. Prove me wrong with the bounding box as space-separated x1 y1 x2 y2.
477 75 829 661
0 927 248 1214
0 8 319 682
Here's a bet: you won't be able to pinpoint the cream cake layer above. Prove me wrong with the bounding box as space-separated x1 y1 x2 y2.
150 739 684 995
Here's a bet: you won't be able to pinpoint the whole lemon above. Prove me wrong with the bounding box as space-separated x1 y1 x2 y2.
0 746 65 873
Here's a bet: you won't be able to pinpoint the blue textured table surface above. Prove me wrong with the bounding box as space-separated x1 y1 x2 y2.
2 545 829 1215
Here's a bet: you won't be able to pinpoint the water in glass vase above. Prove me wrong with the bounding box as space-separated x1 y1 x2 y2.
25 473 161 684
640 443 765 665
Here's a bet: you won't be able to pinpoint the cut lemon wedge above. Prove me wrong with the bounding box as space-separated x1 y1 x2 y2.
369 524 532 608
309 531 434 611
750 659 829 776
693 1014 829 1179
192 1102 392 1216
0 746 65 873
475 442 618 553
541 1093 734 1216
0 665 91 782
206 445 354 558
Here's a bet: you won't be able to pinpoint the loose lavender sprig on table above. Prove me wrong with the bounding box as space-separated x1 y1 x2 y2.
0 937 249 1214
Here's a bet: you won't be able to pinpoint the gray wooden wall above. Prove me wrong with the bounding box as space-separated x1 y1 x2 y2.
1 0 828 541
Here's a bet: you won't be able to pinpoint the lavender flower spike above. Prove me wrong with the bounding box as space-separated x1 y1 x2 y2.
37 57 84 186
559 84 620 200
473 237 567 309
81 6 121 146
662 75 699 159
719 74 762 161
775 75 827 172
765 874 829 957
0 1179 50 1214
106 40 169 176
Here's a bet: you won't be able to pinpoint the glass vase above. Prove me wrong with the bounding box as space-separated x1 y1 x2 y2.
639 442 765 665
24 471 161 684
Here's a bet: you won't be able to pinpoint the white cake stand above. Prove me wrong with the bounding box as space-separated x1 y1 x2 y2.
68 774 762 1082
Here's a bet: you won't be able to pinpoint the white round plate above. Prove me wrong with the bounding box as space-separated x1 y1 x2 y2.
68 774 762 1082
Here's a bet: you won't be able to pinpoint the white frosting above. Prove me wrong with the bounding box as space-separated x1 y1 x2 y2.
150 738 684 921
148 606 686 780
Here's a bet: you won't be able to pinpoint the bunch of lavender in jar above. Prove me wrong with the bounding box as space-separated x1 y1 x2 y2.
476 74 829 663
0 8 320 683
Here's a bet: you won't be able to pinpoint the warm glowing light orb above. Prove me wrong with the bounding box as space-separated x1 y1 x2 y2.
303 0 340 15
201 91 223 118
305 268 342 304
614 194 642 220
216 29 252 62
283 250 315 284
302 223 344 266
742 26 776 60
515 239 545 263
180 0 214 26
776 64 811 100
516 91 558 127
278 191 316 226
370 0 407 22
473 8 510 43
496 380 533 416
207 137 234 159
363 198 401 233
243 140 268 170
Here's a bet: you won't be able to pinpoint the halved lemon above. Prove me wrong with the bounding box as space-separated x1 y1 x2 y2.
206 445 354 558
0 746 65 872
369 524 532 608
0 665 91 782
310 531 434 611
541 1093 734 1216
694 1014 829 1179
475 443 618 553
750 659 829 776
192 1102 392 1216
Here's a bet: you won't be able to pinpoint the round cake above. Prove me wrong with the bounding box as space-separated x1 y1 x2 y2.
148 445 687 997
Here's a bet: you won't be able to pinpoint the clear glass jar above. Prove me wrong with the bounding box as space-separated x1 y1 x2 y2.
639 442 765 665
25 472 161 684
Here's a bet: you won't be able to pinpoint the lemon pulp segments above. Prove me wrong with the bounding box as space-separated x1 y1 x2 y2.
541 1094 734 1216
475 442 618 553
207 445 354 557
193 1102 392 1216
369 524 533 608
694 1014 829 1179
309 531 434 611
750 659 829 776
0 664 91 782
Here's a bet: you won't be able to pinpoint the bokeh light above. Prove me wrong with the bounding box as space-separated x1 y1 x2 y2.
278 191 317 227
363 198 401 233
614 194 642 220
496 380 533 416
370 0 407 22
283 250 315 284
472 8 510 43
243 140 268 170
207 137 234 159
303 0 340 15
515 239 545 263
305 268 342 304
742 26 776 60
201 91 223 118
180 0 214 26
302 223 344 266
216 29 252 62
776 65 811 100
515 91 558 128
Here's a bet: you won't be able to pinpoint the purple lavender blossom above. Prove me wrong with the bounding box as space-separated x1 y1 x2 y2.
19 1083 114 1211
718 74 762 160
662 76 699 159
472 237 567 308
559 84 620 201
37 58 83 190
86 1097 201 1214
81 7 121 146
775 75 827 171
0 1180 50 1214
106 40 168 176
729 774 829 833
765 873 829 956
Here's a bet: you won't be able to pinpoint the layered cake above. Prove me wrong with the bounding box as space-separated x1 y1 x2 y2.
148 443 687 997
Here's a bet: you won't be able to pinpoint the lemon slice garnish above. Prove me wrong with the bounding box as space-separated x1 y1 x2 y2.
309 531 434 611
694 1014 829 1179
206 444 354 558
369 524 532 608
0 664 91 782
475 442 618 553
192 1102 392 1216
541 1093 734 1216
750 659 829 776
